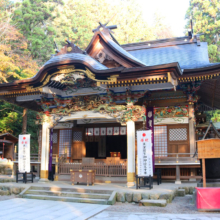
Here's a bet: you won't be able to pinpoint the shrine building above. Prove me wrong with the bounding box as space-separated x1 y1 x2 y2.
0 24 220 186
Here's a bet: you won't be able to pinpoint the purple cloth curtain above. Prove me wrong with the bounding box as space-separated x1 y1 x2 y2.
48 129 53 171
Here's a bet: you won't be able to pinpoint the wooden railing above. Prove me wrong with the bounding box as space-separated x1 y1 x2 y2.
14 153 40 162
59 162 127 176
154 153 199 164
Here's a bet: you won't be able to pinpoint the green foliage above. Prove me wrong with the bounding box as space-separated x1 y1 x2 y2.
0 101 39 153
12 0 63 64
185 0 220 62
51 0 173 50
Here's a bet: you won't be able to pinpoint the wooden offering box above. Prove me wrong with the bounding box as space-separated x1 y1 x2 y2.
110 152 121 158
197 139 220 159
70 170 95 186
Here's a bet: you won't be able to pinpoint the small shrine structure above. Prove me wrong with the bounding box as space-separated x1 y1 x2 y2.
0 24 220 185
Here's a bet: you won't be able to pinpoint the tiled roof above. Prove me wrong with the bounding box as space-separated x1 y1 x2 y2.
43 53 108 70
128 42 213 69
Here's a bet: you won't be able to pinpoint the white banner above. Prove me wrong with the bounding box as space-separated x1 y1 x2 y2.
137 130 153 177
18 134 30 173
100 127 106 136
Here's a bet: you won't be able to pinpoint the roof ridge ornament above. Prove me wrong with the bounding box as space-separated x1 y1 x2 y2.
92 21 117 33
55 39 86 56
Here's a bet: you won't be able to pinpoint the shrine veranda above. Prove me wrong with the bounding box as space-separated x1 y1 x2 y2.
0 24 220 185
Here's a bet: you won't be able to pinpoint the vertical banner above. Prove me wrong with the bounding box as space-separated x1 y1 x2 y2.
48 129 53 172
137 130 153 176
18 134 30 173
147 107 155 172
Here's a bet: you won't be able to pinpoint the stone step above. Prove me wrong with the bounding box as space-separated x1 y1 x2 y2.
26 189 110 199
23 194 108 205
29 186 112 195
177 189 185 197
139 199 167 207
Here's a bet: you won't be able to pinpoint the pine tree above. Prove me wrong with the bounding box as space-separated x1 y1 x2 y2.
185 0 220 62
12 0 63 64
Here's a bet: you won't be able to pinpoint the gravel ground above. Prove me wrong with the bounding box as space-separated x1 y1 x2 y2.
0 195 17 201
106 195 218 214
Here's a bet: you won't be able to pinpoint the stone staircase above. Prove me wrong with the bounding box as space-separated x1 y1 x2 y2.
21 186 116 205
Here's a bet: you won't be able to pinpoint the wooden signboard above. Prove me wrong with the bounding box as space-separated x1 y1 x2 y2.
197 139 220 159
197 138 220 187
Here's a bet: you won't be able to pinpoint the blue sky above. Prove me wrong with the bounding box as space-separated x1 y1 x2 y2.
138 0 190 37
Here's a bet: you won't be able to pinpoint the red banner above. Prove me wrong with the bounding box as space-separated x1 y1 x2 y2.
196 187 220 211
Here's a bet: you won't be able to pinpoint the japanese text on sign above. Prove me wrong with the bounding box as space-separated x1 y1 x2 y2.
18 134 30 173
137 130 153 176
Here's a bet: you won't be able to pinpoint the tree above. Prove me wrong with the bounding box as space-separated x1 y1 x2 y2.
12 0 63 64
51 0 174 50
0 101 39 153
0 0 39 83
185 0 220 62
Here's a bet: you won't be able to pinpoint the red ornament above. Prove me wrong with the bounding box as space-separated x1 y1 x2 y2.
141 139 144 142
23 137 26 140
142 133 146 137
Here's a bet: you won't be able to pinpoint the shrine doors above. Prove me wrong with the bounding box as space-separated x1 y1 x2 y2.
167 124 189 157
71 128 86 160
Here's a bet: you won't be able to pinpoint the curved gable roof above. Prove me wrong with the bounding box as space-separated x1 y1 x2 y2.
86 29 146 68
44 53 108 71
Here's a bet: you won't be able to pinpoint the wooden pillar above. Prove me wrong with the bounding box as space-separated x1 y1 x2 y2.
40 117 50 182
22 108 27 134
175 165 181 184
54 155 59 181
202 158 206 187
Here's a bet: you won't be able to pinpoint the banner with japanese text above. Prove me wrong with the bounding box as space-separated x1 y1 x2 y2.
147 107 155 171
137 130 153 176
18 134 30 173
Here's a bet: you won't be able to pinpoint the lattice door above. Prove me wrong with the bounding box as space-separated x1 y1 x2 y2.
52 130 59 155
72 128 85 160
167 124 189 157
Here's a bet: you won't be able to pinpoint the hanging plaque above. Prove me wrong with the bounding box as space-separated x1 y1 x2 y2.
137 130 153 177
107 127 113 135
113 127 119 135
94 128 100 136
100 127 106 136
88 128 93 136
120 127 126 135
18 134 30 173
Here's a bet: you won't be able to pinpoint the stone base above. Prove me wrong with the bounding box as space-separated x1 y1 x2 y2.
38 178 49 183
139 199 167 207
175 180 181 184
127 182 135 188
177 189 185 197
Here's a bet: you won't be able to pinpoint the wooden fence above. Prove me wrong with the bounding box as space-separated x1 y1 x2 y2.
59 163 127 177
